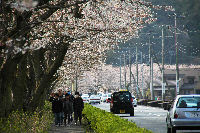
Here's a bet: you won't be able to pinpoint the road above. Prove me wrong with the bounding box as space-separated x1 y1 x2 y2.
92 103 200 133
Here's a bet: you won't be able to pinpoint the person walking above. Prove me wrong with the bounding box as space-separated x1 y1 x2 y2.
73 91 84 125
52 93 63 126
69 91 74 122
58 89 65 125
63 93 73 126
49 92 55 102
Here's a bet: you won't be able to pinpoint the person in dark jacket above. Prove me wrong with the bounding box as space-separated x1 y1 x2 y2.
52 93 63 126
49 92 55 102
73 91 84 125
63 93 73 126
67 91 74 122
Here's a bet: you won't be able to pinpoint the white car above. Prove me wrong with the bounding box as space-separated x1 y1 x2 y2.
101 94 108 102
88 95 101 104
81 94 89 103
132 95 137 107
106 93 112 103
98 92 104 100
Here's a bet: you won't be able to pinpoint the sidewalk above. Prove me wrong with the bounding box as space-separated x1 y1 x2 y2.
48 121 86 133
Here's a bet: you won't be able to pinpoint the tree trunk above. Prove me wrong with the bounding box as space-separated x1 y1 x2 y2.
12 54 28 111
0 54 22 118
28 43 69 111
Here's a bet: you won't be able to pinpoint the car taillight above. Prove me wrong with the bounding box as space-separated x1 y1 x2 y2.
131 98 133 102
111 98 113 103
174 113 178 119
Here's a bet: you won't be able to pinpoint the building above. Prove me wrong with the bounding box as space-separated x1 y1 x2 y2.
153 68 200 99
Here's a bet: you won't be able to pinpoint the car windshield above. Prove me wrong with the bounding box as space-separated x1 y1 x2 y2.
177 97 200 108
103 94 107 97
113 92 131 102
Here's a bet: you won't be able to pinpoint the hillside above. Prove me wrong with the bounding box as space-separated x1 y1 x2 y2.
105 0 200 66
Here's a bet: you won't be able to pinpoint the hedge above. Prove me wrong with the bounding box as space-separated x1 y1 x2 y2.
82 103 152 133
0 101 54 133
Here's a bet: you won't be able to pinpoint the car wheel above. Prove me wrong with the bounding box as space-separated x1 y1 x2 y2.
110 108 114 113
130 112 134 116
167 126 171 133
171 127 176 133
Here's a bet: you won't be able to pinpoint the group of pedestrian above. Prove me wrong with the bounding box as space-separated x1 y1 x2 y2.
50 89 84 127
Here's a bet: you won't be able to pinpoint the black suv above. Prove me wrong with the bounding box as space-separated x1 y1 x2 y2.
110 91 134 116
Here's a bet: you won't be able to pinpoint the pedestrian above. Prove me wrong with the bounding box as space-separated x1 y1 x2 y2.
67 90 74 102
52 93 63 126
58 89 65 125
66 90 74 122
73 91 84 125
58 89 64 99
63 93 73 126
49 92 55 102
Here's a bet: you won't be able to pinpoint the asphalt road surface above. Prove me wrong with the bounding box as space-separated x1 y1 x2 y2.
92 102 200 133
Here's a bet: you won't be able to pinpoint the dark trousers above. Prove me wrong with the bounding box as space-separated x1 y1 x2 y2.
64 112 71 125
74 110 82 124
54 112 62 125
61 112 64 124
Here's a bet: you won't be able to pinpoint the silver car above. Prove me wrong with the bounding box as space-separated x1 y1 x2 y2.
166 95 200 133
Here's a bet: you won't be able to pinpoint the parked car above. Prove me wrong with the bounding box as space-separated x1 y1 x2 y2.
81 94 89 103
166 95 200 133
110 91 134 116
132 95 137 107
97 92 104 100
88 95 101 104
101 94 108 102
106 93 112 103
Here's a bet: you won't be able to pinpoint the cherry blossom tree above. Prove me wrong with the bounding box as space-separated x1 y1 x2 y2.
0 0 173 117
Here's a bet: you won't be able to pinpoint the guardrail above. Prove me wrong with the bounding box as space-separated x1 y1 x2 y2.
137 99 172 110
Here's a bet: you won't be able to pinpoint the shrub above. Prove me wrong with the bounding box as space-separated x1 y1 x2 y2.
82 104 152 133
0 101 54 133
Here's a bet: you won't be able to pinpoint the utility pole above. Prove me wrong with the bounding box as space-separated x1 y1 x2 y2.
141 64 144 99
149 36 151 75
136 45 139 98
140 51 144 98
150 56 154 100
75 70 78 92
148 35 154 100
129 50 131 91
148 36 152 100
174 13 180 96
141 52 143 64
161 26 165 101
124 53 126 89
75 58 78 92
120 55 122 89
